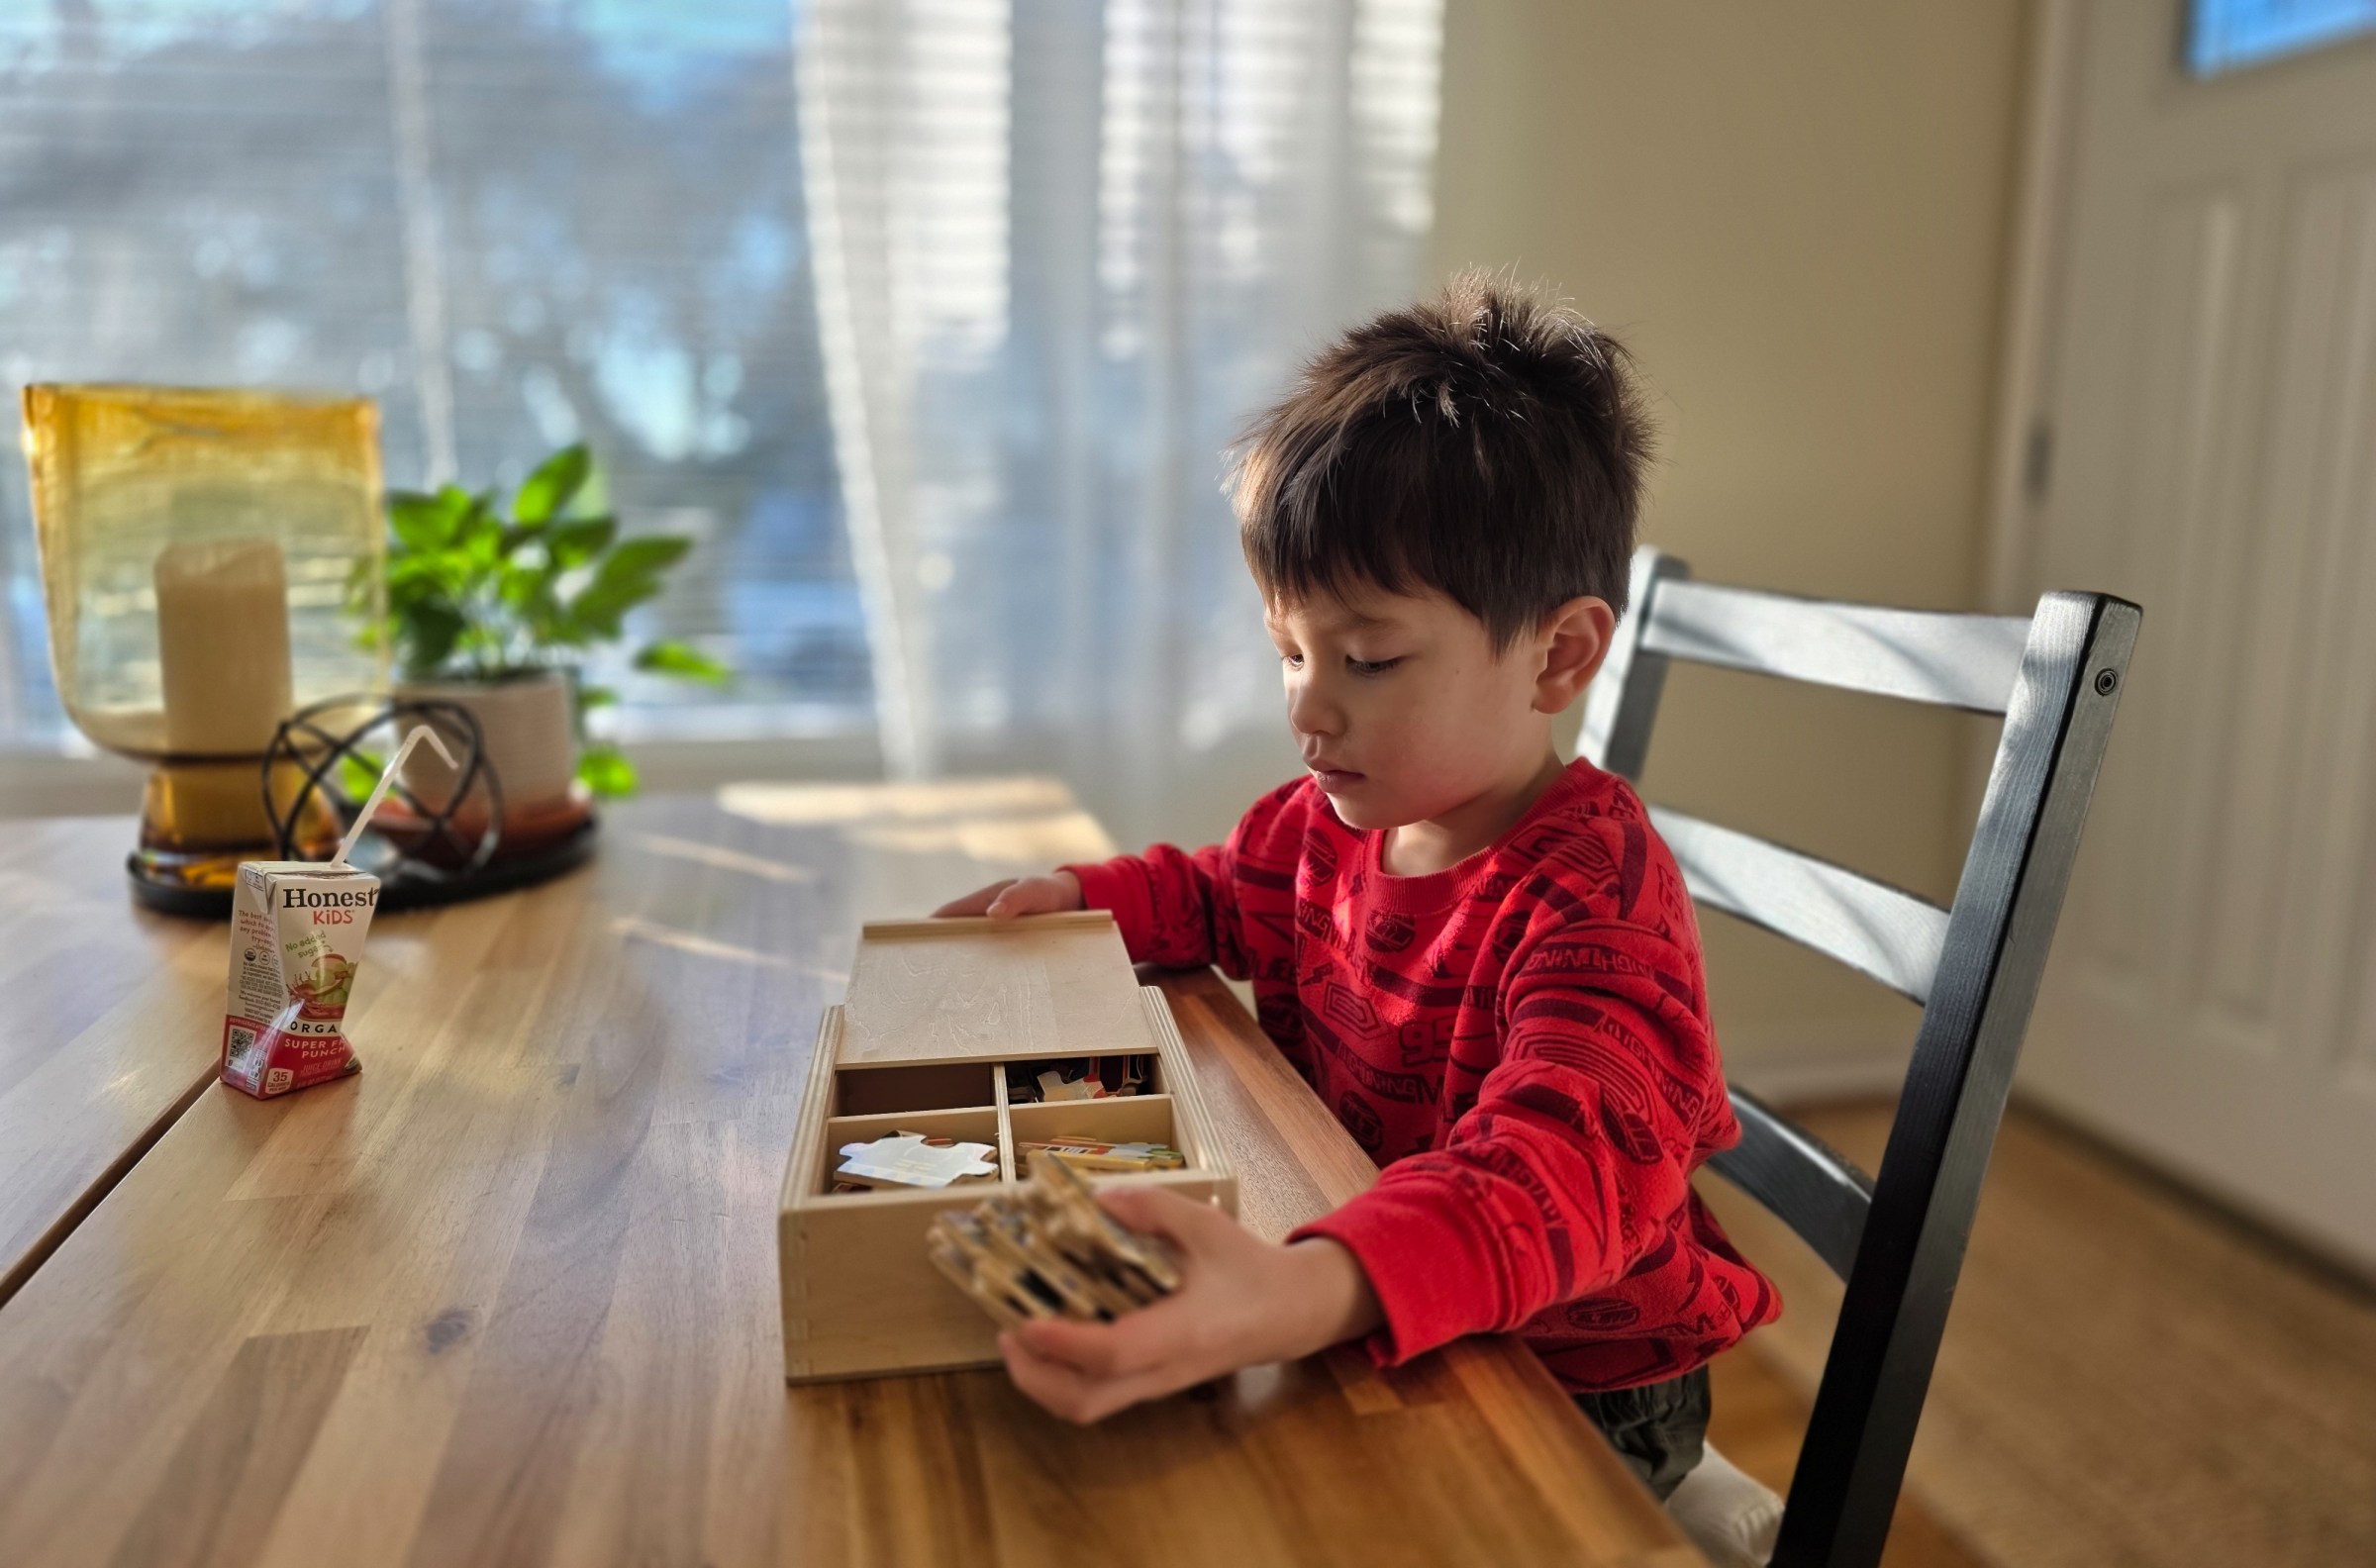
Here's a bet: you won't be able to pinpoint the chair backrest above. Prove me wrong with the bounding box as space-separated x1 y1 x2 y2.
1579 547 2139 1568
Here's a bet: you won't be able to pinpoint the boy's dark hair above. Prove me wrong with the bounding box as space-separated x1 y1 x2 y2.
1233 271 1653 647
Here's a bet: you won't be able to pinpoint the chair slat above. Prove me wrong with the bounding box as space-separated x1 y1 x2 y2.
1649 807 1949 1005
1708 1088 1875 1280
1641 579 2031 715
1578 550 1688 779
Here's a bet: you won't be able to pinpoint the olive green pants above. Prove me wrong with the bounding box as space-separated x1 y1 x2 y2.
1573 1367 1711 1503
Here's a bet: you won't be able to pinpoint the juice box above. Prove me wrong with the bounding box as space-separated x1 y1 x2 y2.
221 860 378 1098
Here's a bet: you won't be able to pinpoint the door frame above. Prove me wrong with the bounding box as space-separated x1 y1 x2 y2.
1980 0 2086 621
1975 0 2376 1278
1960 0 2084 851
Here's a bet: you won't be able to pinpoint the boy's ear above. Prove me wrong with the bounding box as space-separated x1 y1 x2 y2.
1533 595 1617 715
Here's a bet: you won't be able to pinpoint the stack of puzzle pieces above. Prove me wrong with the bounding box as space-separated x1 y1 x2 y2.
927 1152 1182 1328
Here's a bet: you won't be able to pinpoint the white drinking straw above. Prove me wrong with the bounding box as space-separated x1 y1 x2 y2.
332 725 460 869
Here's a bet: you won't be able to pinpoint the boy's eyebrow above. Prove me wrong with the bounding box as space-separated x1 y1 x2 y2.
1265 603 1400 636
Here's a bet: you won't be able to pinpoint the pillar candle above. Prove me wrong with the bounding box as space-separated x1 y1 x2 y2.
154 538 295 755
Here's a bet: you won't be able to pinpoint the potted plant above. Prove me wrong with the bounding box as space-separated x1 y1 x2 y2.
346 442 726 831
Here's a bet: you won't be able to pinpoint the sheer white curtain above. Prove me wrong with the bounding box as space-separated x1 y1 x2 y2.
796 0 1442 848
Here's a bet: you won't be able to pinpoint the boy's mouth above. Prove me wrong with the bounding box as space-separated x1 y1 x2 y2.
1308 765 1365 792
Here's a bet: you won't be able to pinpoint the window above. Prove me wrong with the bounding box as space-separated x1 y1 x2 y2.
0 0 867 748
0 0 1445 811
2187 0 2376 75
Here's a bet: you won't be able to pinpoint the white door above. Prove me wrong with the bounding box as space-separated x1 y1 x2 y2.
2015 1 2376 1272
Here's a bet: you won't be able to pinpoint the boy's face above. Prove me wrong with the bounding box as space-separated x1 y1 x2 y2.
1264 582 1609 834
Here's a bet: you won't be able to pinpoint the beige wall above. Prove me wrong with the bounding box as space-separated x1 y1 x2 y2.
1431 1 2031 1087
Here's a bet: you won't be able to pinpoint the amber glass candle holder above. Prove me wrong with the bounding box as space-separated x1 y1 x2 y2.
21 385 388 911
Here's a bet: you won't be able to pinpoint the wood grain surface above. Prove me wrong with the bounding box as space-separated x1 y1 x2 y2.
838 911 1147 1068
0 818 226 1305
0 782 1698 1568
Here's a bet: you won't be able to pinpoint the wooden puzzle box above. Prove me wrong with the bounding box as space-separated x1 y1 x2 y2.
778 911 1236 1381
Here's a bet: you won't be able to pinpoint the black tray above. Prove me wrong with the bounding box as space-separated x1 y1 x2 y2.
128 817 600 921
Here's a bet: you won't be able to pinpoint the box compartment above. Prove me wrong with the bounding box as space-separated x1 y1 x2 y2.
834 1061 997 1117
815 1108 1003 1198
1003 1052 1162 1104
1007 1095 1183 1160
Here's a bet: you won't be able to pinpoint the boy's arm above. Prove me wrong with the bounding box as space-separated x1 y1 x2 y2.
932 850 1230 968
1288 920 1719 1366
936 779 1305 973
1061 842 1239 972
1057 781 1306 975
995 922 1717 1426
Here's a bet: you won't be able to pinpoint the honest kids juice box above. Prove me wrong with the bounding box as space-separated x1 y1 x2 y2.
222 860 378 1098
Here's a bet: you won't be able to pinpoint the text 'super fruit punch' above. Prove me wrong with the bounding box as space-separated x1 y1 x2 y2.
217 724 456 1101
221 861 378 1098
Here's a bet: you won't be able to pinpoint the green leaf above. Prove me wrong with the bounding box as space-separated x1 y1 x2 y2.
397 599 467 678
512 443 591 526
338 748 386 801
497 558 557 613
601 536 693 577
568 534 695 634
387 554 460 592
575 684 619 711
456 491 504 565
389 486 471 553
544 516 617 569
633 639 730 685
576 742 639 799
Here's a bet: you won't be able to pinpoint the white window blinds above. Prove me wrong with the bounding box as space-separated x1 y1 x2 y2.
0 0 1442 828
0 0 865 744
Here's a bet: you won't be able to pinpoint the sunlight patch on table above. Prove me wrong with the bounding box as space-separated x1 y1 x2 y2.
612 916 844 981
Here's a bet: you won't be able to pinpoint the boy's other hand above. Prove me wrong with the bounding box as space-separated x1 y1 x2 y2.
995 1186 1384 1424
932 870 1084 920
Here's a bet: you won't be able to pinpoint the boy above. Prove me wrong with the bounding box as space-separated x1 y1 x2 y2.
935 273 1778 1498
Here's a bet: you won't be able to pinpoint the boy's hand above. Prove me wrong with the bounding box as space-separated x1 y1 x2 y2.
996 1186 1385 1423
932 870 1084 919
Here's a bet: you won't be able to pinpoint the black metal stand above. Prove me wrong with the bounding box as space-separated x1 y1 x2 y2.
128 694 600 920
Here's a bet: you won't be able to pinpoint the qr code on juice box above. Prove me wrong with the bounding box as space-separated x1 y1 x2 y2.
225 1023 260 1071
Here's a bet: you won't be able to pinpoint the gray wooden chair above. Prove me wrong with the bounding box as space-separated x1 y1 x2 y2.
1578 547 2141 1568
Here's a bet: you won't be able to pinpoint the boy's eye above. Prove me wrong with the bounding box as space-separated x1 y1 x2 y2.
1280 652 1306 671
1347 656 1404 677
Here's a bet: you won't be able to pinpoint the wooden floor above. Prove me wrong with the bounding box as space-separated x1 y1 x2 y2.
1699 1101 2376 1568
1707 1343 1985 1568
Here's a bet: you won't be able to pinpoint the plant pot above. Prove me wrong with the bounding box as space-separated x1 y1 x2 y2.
395 670 581 821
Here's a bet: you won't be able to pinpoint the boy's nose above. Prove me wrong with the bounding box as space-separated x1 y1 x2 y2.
1285 673 1344 740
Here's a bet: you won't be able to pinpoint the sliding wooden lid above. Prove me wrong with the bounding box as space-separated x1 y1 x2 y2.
837 910 1156 1069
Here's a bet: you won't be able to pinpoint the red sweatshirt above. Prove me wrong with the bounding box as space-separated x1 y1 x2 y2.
1065 759 1779 1393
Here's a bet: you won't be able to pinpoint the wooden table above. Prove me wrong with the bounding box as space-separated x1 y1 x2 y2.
0 781 1701 1567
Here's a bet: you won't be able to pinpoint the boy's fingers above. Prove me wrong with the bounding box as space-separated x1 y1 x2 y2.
999 1332 1157 1424
1014 1304 1177 1380
999 1332 1100 1421
1097 1185 1233 1249
986 879 1050 918
987 876 1070 919
933 880 1015 918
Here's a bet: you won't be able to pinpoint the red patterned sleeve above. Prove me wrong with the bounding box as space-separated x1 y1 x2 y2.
1292 833 1735 1364
1061 781 1306 978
